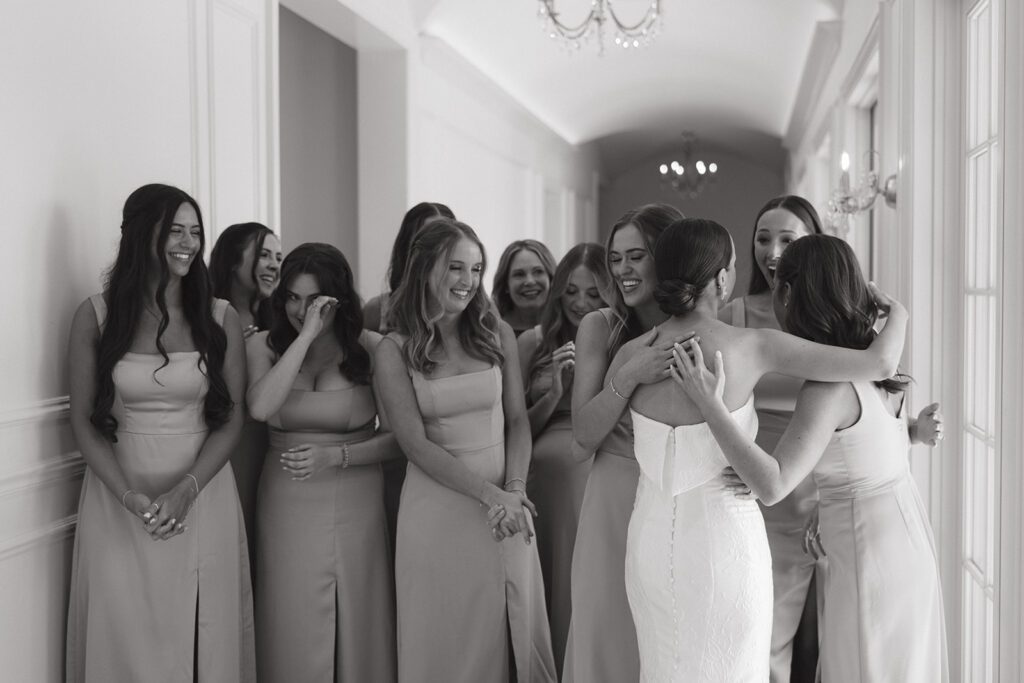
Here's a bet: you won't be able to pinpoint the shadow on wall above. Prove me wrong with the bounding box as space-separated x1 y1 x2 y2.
598 147 785 298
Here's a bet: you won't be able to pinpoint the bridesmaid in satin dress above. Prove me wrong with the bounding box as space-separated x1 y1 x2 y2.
375 218 556 682
66 184 255 682
676 235 947 682
719 195 823 682
493 239 557 337
516 242 616 676
563 203 689 683
209 222 282 573
247 243 399 682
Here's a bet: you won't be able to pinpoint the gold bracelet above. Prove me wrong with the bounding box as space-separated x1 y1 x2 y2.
184 473 199 496
609 377 631 401
341 442 351 469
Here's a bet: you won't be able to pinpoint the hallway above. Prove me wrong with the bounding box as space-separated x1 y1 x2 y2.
2 0 1022 680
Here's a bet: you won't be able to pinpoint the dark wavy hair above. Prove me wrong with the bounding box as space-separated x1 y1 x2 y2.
386 219 503 374
209 222 276 329
775 235 910 394
491 239 557 318
748 195 823 295
604 203 685 356
91 184 231 442
653 218 733 316
387 202 455 293
527 242 615 385
266 243 371 385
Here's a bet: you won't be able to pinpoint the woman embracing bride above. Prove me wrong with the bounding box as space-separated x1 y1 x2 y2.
611 218 908 682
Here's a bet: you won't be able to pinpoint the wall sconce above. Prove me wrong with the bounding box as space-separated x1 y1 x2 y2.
827 151 898 235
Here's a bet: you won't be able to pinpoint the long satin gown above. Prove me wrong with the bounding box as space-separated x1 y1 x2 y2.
815 382 948 682
723 297 819 682
626 398 771 682
66 295 256 683
563 310 641 683
256 366 396 682
394 353 556 683
525 352 593 677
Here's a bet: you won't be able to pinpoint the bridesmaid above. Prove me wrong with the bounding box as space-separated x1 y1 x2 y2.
364 201 455 333
247 243 399 682
563 203 688 682
516 241 615 676
375 218 557 682
492 239 557 337
676 234 948 682
720 195 823 682
209 221 282 571
66 184 254 682
363 201 455 565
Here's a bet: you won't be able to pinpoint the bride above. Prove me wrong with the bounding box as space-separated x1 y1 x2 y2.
610 218 908 681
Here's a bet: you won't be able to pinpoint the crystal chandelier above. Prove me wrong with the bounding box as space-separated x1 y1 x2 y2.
537 0 663 54
657 132 719 199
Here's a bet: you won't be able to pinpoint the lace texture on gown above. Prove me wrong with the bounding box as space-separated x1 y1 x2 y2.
625 398 771 682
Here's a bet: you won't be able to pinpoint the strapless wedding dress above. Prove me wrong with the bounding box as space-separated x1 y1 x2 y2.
625 398 771 682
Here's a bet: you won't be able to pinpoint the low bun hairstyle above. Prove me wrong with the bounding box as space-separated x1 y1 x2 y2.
653 218 733 315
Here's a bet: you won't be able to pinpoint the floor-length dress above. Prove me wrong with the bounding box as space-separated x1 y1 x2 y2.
394 355 556 683
626 398 771 682
562 309 641 683
525 354 592 677
66 295 255 683
815 382 947 682
230 412 267 576
256 377 396 682
724 297 819 682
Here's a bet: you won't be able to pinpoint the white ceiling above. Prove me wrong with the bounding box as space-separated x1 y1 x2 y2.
415 0 839 177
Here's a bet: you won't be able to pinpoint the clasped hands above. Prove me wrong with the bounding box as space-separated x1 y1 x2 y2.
485 485 538 545
123 478 198 541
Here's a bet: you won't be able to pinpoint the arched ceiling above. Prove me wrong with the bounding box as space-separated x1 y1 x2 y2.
414 0 839 177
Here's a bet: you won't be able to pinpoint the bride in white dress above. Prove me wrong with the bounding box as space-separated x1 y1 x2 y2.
609 218 909 682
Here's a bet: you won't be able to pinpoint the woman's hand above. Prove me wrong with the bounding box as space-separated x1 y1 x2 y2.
145 479 197 540
489 489 537 544
802 506 826 560
670 338 726 414
721 467 755 500
617 328 698 394
548 341 576 399
123 490 157 525
298 296 338 340
867 281 905 320
280 443 336 480
913 402 944 446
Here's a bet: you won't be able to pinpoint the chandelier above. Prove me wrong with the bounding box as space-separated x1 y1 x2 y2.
657 132 720 199
537 0 663 54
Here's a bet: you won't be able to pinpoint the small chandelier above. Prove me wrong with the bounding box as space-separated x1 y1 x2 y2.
826 151 897 236
537 0 663 54
658 132 720 199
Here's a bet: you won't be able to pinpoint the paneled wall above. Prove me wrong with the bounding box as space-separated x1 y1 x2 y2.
0 0 273 678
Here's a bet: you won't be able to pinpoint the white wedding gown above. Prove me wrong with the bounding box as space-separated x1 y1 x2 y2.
625 397 772 682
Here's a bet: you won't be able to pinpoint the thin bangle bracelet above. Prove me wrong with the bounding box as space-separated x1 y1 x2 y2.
121 489 136 508
609 377 631 401
184 473 199 496
341 442 351 469
504 477 526 490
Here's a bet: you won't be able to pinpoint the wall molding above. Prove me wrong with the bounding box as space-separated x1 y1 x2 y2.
0 514 77 562
0 397 70 431
785 20 842 151
0 453 84 501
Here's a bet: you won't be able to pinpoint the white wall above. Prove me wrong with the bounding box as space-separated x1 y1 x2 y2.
599 149 784 299
1 0 272 678
279 6 359 267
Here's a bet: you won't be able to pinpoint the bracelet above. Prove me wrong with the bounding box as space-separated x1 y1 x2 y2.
184 473 200 496
609 377 631 401
341 442 351 469
121 489 137 508
504 477 526 491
